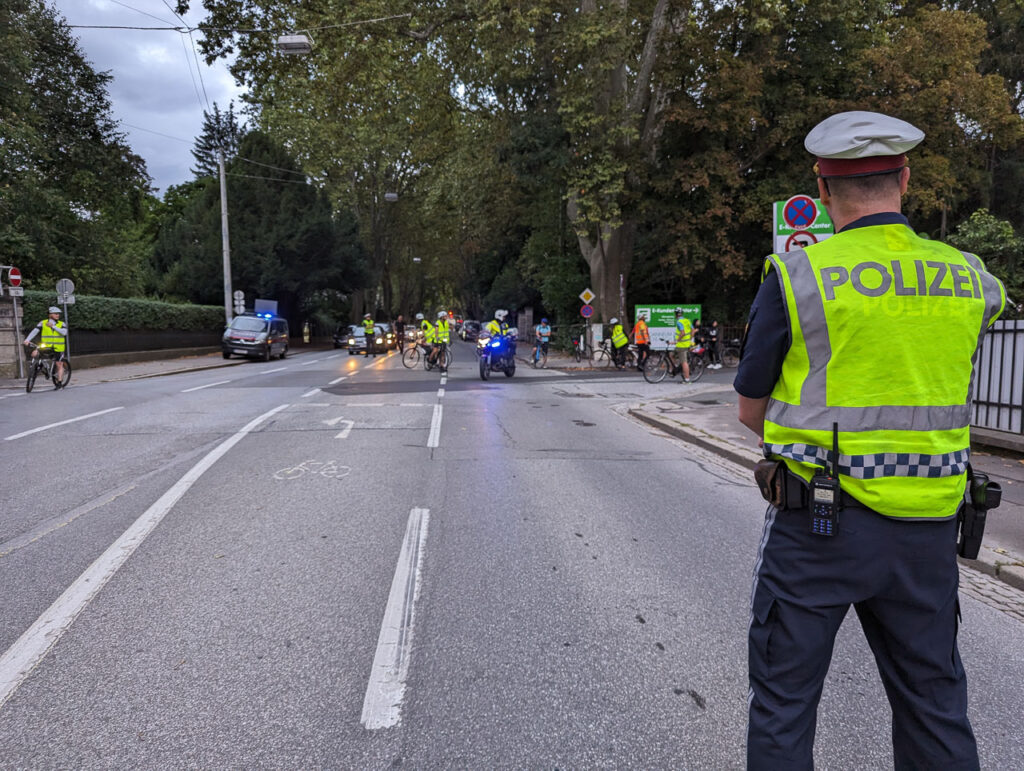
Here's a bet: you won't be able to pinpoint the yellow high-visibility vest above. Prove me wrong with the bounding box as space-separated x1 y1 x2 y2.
762 224 1005 519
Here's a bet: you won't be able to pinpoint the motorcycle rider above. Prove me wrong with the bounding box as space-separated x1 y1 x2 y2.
485 309 509 338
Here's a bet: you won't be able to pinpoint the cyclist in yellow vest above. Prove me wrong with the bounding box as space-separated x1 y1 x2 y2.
736 111 1005 770
361 313 376 357
430 311 450 372
608 317 629 368
673 308 692 383
418 312 435 347
24 306 68 388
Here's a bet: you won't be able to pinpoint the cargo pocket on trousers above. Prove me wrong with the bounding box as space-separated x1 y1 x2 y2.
750 584 778 670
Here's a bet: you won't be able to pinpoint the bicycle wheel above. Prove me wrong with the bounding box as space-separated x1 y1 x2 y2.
688 351 706 383
443 347 453 369
593 347 613 367
573 342 582 363
402 346 420 369
624 349 638 370
721 346 740 368
52 360 71 389
25 361 39 393
643 354 670 384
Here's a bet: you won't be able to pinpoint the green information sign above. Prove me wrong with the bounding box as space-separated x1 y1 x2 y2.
633 304 701 350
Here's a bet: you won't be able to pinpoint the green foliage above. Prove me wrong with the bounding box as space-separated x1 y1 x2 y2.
191 101 243 178
21 290 223 332
0 1 151 296
948 209 1024 308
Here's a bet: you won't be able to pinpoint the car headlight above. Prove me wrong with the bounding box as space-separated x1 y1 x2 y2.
348 338 356 345
375 337 383 344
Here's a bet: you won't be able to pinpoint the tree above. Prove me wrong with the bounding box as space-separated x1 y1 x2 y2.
0 0 151 295
191 101 243 178
948 208 1024 311
153 130 366 327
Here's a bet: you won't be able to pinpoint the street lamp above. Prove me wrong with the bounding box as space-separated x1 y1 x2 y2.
276 33 313 54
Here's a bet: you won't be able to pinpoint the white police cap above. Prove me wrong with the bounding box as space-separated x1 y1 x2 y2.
805 111 924 178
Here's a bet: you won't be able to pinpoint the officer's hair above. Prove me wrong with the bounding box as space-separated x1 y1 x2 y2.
826 170 902 199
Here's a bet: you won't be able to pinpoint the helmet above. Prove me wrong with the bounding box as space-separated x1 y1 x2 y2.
364 313 372 319
415 313 424 321
48 306 62 314
674 307 683 315
437 311 446 319
609 317 619 325
541 318 548 324
495 309 508 321
638 312 647 320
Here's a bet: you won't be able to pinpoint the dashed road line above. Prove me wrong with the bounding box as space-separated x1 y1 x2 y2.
427 404 443 448
181 379 232 393
301 388 321 398
298 359 321 367
327 376 348 385
258 367 288 375
4 407 125 441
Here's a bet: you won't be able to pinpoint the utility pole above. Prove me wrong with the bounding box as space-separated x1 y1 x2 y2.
219 148 232 325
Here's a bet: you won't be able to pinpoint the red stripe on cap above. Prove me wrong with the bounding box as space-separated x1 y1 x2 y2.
816 154 906 177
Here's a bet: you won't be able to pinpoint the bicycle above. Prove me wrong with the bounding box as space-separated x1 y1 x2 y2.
25 343 71 392
424 342 452 372
593 339 637 369
402 341 430 369
642 346 706 384
532 338 549 368
569 326 592 363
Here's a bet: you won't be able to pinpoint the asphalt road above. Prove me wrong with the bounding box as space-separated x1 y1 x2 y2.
1 341 1022 768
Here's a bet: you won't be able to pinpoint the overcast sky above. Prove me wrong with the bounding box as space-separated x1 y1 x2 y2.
52 0 246 197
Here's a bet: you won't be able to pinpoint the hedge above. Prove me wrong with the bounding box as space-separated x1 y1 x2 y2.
20 290 225 332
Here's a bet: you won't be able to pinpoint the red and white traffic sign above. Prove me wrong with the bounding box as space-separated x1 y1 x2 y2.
783 195 817 229
785 231 819 251
7 267 21 287
580 304 594 319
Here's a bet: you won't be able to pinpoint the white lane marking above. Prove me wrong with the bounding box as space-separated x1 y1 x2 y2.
181 380 232 393
305 403 330 406
4 407 124 442
351 402 384 407
399 403 429 407
299 359 321 367
0 392 27 401
427 404 443 448
0 403 290 711
259 367 287 375
325 354 340 360
440 376 447 386
334 420 353 439
437 388 445 398
328 376 348 385
301 389 321 398
361 507 430 730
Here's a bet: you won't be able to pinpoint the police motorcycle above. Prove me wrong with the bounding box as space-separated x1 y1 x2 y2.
477 327 517 380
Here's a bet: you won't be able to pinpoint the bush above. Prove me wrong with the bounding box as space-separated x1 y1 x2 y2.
21 290 225 332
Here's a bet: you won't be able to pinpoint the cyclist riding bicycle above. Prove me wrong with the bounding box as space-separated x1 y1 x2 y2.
24 306 68 388
430 311 450 372
533 318 551 366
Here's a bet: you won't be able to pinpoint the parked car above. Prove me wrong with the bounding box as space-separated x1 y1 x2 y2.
222 312 289 361
459 320 482 341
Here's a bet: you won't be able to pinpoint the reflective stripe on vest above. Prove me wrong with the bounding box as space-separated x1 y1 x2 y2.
762 225 1005 519
611 324 628 348
436 320 449 343
675 318 692 348
421 320 435 343
40 320 65 352
634 322 650 344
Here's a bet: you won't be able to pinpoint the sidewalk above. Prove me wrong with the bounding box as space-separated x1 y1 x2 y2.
629 387 1024 593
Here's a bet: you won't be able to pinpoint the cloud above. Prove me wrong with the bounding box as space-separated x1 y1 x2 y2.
52 0 246 196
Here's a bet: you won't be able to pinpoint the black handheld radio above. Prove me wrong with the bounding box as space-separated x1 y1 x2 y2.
809 423 841 536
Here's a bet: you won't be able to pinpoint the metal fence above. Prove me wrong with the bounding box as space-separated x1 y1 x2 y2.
972 320 1024 435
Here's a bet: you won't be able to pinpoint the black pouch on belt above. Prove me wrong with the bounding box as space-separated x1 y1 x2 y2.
754 459 787 508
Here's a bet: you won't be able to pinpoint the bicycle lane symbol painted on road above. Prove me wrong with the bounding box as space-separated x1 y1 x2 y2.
273 460 352 480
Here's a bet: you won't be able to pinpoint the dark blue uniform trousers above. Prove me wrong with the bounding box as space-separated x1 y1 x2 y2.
747 503 978 770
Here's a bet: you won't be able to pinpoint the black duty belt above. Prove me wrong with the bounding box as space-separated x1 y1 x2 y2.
779 470 862 512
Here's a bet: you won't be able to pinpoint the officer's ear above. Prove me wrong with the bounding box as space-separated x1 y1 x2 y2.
899 166 910 196
817 176 831 207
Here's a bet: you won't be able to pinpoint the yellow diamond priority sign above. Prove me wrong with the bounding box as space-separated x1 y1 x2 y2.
579 288 595 304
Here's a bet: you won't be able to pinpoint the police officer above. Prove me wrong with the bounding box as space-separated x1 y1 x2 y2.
362 313 376 357
735 111 1005 769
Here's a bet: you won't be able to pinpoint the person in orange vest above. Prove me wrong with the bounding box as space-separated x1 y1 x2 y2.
631 312 650 371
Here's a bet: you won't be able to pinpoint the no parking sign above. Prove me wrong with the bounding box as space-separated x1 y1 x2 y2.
773 196 834 253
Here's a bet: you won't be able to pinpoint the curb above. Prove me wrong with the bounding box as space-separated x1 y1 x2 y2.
630 404 1024 595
